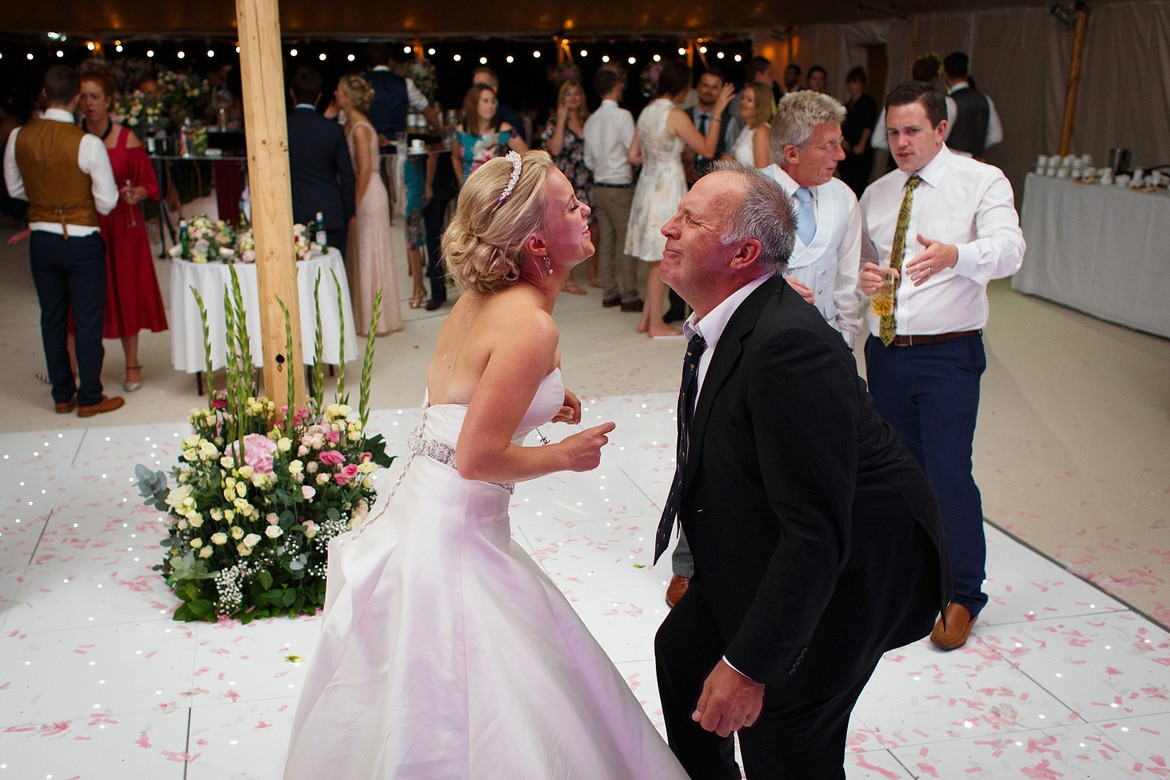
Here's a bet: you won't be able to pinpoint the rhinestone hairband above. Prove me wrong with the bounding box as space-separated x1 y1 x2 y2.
496 150 523 206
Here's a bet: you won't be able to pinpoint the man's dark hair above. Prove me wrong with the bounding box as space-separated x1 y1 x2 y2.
593 67 620 98
365 42 390 71
886 80 947 127
289 66 322 105
785 63 802 77
43 65 80 106
700 68 725 83
846 66 867 85
911 53 943 83
943 52 970 79
750 56 773 78
808 65 827 82
657 60 691 98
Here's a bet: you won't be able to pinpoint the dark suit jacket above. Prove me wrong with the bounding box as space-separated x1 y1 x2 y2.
685 104 730 173
681 275 950 703
286 106 356 232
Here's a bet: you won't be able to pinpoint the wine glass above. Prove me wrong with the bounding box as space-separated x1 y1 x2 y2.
122 179 139 227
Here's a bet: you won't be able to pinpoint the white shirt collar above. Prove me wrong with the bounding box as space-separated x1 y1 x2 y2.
685 273 774 354
905 143 954 189
43 108 76 124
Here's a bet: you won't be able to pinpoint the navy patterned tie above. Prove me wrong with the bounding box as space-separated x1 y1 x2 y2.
654 332 707 564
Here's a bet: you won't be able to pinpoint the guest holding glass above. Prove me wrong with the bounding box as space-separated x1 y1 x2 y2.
334 73 403 337
78 67 167 393
452 85 528 188
626 60 733 338
726 82 774 169
539 79 593 295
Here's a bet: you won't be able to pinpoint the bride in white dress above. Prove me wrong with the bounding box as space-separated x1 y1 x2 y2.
284 150 687 779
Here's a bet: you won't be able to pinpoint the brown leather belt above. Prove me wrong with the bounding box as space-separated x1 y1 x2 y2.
892 330 982 346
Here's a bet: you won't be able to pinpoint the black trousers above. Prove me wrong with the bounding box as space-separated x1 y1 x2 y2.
29 231 107 407
655 578 880 779
423 154 458 303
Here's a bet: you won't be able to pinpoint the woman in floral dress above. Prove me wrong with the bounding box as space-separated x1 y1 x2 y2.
452 85 528 186
539 79 593 294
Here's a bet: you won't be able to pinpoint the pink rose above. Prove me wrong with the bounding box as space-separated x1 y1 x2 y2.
325 429 341 444
228 433 278 474
318 450 346 466
333 463 360 485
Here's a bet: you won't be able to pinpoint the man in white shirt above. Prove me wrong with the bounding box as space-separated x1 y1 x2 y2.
943 52 1003 160
583 68 643 312
4 65 122 417
858 80 1025 650
763 90 863 346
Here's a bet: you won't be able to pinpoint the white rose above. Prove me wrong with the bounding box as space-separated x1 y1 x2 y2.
199 546 214 558
243 533 262 548
302 485 316 500
265 525 283 539
230 525 244 540
211 532 228 545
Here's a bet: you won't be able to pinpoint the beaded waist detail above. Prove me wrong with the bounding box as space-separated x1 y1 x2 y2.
407 427 515 494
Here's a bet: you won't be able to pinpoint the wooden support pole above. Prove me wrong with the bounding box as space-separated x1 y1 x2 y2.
1059 8 1089 156
236 0 306 411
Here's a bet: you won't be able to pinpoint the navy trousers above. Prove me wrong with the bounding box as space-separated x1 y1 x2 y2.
423 154 457 304
29 231 108 407
864 334 988 615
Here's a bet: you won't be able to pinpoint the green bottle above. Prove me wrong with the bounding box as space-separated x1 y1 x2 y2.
179 219 190 259
314 210 327 251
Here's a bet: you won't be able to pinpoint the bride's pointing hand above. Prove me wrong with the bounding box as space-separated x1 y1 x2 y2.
562 422 616 472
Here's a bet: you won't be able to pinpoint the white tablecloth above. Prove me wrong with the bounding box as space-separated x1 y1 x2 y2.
1012 174 1170 338
170 250 358 373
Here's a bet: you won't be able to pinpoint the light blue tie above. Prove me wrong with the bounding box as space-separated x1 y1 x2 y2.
794 187 816 245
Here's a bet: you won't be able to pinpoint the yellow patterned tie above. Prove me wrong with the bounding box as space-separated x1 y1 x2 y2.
880 174 922 346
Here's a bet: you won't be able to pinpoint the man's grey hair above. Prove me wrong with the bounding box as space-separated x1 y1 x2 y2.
769 91 847 160
708 160 796 275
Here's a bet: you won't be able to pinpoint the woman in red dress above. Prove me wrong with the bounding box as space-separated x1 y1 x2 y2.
78 68 168 392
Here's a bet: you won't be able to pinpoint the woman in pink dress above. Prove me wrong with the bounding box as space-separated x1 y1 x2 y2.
334 74 403 337
78 68 167 391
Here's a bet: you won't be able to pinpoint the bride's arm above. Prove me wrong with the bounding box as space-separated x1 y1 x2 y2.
455 310 613 483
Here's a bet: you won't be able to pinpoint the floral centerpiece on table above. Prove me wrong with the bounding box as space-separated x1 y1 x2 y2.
136 267 391 622
168 217 323 263
114 89 165 130
158 67 211 125
396 58 438 101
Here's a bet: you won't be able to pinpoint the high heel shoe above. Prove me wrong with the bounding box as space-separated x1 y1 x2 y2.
409 291 425 309
124 365 143 393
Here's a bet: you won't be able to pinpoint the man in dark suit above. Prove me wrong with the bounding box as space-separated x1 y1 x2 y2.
654 162 950 778
286 66 355 256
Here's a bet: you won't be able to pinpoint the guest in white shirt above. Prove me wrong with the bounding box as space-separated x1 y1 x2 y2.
858 80 1024 652
762 90 862 346
582 67 643 311
4 65 123 417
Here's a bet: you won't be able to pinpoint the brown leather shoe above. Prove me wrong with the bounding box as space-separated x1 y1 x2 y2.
55 399 76 414
77 395 125 418
619 299 645 313
930 602 977 650
665 575 690 608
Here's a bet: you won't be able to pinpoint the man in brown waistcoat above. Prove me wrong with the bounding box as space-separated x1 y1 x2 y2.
4 65 123 416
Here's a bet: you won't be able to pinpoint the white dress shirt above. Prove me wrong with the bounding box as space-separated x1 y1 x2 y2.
583 99 636 185
684 274 773 410
859 145 1025 336
870 97 957 151
762 165 863 346
4 108 118 237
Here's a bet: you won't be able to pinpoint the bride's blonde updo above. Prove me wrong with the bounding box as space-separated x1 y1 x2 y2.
442 150 556 295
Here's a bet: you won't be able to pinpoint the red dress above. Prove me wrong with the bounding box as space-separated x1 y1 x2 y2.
98 127 168 338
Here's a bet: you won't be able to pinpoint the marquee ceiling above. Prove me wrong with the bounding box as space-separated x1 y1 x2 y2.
11 0 1056 39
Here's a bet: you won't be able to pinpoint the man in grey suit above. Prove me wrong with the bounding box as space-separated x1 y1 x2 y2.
286 66 355 256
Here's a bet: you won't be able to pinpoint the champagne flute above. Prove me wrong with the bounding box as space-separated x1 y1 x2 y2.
123 179 139 227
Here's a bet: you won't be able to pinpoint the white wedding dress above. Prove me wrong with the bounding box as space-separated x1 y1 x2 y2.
284 369 686 779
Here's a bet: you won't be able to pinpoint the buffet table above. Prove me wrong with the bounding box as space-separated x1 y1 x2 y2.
170 250 358 376
1012 174 1170 338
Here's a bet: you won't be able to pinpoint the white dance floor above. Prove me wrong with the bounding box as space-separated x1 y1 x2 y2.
1 394 1167 779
